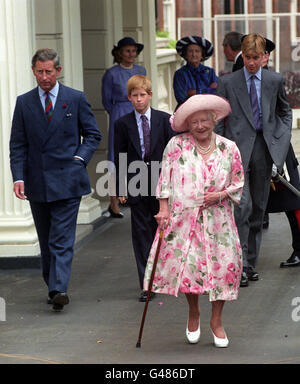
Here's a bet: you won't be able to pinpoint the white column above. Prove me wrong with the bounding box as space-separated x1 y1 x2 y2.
61 0 102 223
265 0 273 41
80 0 124 212
140 0 158 108
62 0 84 91
163 0 176 40
0 0 40 257
203 0 213 68
122 0 158 107
108 0 123 55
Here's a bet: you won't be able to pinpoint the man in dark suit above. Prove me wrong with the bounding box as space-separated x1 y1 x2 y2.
114 75 174 302
215 34 292 287
10 48 101 311
222 31 243 72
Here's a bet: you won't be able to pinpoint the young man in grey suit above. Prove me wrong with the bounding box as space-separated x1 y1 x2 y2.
215 34 292 287
10 49 101 310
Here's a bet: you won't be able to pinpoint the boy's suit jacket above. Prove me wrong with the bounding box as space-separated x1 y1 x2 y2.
114 108 174 205
10 83 101 202
215 68 292 171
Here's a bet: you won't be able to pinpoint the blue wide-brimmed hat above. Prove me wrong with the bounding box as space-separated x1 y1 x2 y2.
111 36 144 57
176 36 214 61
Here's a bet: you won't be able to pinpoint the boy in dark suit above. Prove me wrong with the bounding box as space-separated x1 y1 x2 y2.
10 49 101 311
114 75 174 301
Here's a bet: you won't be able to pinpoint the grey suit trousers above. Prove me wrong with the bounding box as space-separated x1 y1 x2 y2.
234 132 273 271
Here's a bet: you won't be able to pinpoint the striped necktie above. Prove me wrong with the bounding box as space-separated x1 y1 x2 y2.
44 91 53 122
141 115 151 161
250 75 262 131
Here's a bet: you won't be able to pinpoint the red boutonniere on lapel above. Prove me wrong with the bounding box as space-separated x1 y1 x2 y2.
63 103 72 118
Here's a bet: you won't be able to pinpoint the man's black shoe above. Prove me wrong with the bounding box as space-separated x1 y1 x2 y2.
280 253 300 268
139 291 156 302
47 290 59 304
247 270 259 281
240 272 249 287
52 292 69 312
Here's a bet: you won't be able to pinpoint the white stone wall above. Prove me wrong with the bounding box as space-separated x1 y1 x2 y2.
0 0 39 256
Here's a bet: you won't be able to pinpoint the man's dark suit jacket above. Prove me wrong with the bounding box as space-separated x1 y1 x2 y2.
10 83 101 202
114 108 174 204
232 53 244 72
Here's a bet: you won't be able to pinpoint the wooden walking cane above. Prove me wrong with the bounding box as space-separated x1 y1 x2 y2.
136 227 164 348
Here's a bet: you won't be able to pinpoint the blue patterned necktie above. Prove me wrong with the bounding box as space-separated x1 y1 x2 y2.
44 91 53 122
250 75 262 131
141 115 151 161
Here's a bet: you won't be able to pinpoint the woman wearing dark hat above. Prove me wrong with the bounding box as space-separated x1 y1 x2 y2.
173 36 218 108
102 37 146 217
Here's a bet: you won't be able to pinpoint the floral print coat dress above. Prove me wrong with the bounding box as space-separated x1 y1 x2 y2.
144 133 244 301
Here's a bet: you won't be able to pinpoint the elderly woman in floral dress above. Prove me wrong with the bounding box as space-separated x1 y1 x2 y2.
144 95 244 347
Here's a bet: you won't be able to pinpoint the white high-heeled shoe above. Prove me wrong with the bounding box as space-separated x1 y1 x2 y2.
211 328 229 348
186 318 201 344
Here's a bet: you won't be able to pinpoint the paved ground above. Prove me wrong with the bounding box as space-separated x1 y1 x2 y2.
1 206 300 365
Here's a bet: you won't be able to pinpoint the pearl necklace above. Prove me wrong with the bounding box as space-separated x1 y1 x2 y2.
195 134 215 154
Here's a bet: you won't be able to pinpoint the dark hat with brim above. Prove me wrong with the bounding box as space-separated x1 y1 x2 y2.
176 36 214 61
111 36 144 57
264 38 275 53
241 35 275 53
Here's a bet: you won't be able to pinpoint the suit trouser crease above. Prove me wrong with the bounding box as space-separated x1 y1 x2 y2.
130 197 159 289
30 197 81 293
234 133 273 270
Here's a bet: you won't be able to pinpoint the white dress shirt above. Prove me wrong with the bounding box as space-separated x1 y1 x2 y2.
38 81 59 110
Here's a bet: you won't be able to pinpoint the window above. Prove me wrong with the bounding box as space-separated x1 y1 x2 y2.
291 0 300 45
224 0 245 14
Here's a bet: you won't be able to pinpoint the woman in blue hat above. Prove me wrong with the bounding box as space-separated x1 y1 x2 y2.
102 37 146 217
173 36 218 109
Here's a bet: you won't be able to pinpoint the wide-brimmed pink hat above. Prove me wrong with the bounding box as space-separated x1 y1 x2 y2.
170 94 231 133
